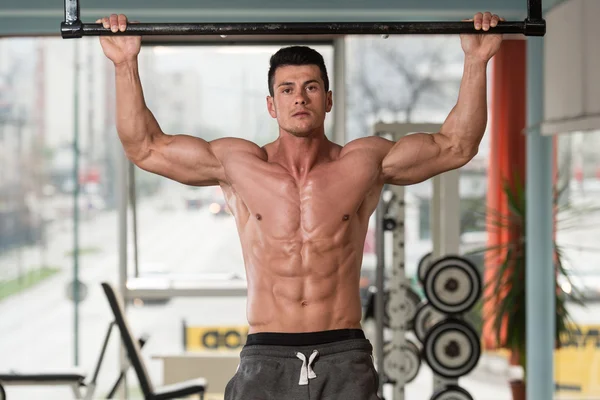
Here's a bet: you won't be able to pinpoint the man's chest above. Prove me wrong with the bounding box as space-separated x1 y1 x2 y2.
221 158 381 236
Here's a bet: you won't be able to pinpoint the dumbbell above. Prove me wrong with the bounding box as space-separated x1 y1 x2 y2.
423 255 482 315
383 339 421 385
430 384 474 400
422 318 481 379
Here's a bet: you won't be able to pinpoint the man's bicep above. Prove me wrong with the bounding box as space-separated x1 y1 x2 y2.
381 132 469 185
135 134 231 186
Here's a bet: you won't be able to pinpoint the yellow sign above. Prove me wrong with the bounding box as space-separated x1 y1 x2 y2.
555 324 600 398
185 325 249 351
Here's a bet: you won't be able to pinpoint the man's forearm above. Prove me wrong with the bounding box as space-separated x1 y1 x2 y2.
439 57 489 155
115 59 162 160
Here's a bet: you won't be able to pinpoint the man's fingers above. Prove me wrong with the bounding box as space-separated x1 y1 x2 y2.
482 11 492 30
473 12 483 30
109 14 119 32
118 14 128 32
490 14 500 28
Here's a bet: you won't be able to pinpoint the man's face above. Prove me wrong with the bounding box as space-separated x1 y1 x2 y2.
267 65 332 138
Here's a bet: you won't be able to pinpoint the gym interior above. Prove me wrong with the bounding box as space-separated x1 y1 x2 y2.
0 0 599 399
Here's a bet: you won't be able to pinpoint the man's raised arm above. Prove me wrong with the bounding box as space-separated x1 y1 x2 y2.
381 12 504 185
99 14 240 186
113 58 228 186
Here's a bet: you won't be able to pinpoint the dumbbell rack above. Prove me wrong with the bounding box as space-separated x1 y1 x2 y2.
418 172 482 400
372 122 482 400
373 123 441 400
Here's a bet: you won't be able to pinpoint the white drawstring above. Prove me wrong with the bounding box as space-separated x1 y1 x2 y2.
296 350 319 385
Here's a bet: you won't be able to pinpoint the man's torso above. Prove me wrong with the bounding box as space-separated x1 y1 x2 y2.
217 138 388 333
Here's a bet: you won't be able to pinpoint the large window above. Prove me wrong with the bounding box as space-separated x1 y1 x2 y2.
0 37 333 399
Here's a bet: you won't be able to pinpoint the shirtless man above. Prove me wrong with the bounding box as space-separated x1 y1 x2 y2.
98 11 503 400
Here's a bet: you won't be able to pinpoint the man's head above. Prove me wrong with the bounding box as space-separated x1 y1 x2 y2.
266 46 333 138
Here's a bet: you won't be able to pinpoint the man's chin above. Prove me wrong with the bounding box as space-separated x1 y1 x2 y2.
287 129 317 138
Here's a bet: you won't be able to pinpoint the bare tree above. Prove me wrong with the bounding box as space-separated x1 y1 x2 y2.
346 36 462 140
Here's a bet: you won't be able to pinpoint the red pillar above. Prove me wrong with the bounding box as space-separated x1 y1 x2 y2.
483 39 527 351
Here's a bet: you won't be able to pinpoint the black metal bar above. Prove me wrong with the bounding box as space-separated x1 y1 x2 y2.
89 322 116 385
528 0 543 21
61 20 546 39
64 0 79 24
63 0 82 36
105 335 149 399
182 319 187 351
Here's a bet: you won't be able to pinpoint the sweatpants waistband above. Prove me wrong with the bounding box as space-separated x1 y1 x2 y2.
246 329 365 347
241 329 372 358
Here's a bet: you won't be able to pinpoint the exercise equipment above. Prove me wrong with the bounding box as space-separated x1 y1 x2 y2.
417 252 433 284
430 384 474 400
383 340 421 385
423 255 481 315
60 0 546 39
386 282 421 330
414 302 446 344
422 319 481 379
101 282 207 400
0 323 148 400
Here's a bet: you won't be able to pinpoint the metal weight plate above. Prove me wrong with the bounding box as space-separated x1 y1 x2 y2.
423 318 481 379
386 282 421 330
417 252 433 284
414 301 446 344
430 384 474 400
423 255 481 315
383 339 421 385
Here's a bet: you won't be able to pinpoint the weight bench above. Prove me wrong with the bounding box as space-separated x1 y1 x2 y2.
0 322 148 400
0 370 86 400
101 282 207 400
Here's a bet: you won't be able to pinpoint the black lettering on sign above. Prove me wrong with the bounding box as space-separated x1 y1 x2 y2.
560 327 600 348
224 331 241 349
584 329 600 348
199 329 249 349
201 330 219 349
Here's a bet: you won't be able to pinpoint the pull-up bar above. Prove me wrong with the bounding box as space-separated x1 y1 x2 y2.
60 0 546 39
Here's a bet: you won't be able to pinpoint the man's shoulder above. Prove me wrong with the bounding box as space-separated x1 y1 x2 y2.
212 137 267 160
340 135 393 157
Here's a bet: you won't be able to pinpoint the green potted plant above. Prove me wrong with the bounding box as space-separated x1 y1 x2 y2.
467 176 586 400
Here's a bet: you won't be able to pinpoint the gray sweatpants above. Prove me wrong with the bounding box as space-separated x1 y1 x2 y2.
224 333 382 400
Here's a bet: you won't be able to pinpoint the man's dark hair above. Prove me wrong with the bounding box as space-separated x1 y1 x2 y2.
268 46 330 97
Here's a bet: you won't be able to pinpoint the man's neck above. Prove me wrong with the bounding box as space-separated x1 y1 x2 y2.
274 130 330 178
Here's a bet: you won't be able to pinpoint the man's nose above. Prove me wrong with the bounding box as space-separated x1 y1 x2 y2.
295 92 308 104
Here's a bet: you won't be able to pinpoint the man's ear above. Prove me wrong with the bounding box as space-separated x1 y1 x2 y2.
326 91 333 113
267 96 277 118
